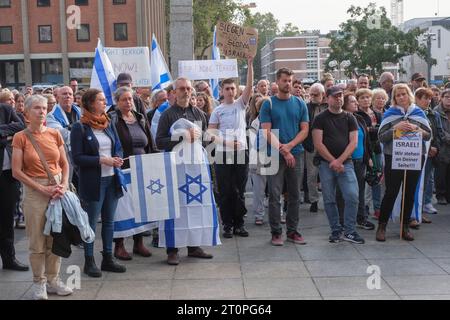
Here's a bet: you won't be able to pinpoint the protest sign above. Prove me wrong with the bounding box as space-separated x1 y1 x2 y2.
104 47 151 87
392 130 423 171
178 59 238 80
216 21 258 59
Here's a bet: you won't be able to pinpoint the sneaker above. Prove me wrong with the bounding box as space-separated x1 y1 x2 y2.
271 234 284 246
32 282 48 300
47 279 74 296
255 218 264 226
310 202 318 213
357 219 375 231
437 198 448 205
329 231 342 243
343 232 365 244
287 232 307 245
223 228 233 239
233 226 249 237
423 203 438 214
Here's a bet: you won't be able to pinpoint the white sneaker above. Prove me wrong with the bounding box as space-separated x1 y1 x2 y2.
424 203 438 214
47 279 73 296
32 282 48 300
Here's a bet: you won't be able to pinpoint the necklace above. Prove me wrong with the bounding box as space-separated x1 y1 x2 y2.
123 113 136 124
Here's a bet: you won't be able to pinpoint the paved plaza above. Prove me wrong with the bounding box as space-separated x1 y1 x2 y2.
2 196 450 300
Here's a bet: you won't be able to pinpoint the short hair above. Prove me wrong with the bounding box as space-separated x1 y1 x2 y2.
371 88 389 104
293 79 303 87
379 72 394 84
43 93 56 102
81 89 103 113
355 88 373 100
24 95 47 112
343 92 356 111
0 90 13 104
151 89 166 104
70 78 78 83
195 81 209 91
173 77 191 90
14 93 25 102
221 78 236 88
358 73 369 80
415 88 433 100
276 68 294 80
440 88 450 98
309 83 325 94
114 86 134 103
391 84 415 106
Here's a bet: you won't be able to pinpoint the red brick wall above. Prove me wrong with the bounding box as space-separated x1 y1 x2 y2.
0 1 24 54
104 0 137 47
27 0 62 53
66 0 99 52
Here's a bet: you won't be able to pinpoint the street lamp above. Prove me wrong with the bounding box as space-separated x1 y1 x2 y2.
423 32 437 83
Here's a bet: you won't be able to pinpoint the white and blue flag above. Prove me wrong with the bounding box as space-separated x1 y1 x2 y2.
150 101 170 145
210 26 221 100
151 34 172 91
114 169 157 239
130 152 180 223
90 39 117 106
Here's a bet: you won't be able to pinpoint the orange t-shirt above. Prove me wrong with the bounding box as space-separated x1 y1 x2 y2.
12 128 64 179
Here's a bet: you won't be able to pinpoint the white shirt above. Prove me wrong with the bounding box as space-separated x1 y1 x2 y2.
93 129 114 178
209 97 247 152
2 149 11 171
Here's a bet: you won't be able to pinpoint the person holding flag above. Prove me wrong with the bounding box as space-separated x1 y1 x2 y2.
376 84 431 242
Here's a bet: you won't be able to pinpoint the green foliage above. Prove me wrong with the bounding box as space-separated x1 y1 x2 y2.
325 3 434 78
280 23 301 37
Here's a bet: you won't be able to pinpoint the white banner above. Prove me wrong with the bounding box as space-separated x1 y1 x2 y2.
178 59 238 80
104 47 151 87
392 130 423 171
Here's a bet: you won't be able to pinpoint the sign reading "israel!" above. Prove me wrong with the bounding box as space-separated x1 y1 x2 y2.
392 130 423 171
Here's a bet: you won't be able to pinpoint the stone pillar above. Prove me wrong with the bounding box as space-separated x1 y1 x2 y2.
21 0 32 86
170 0 194 78
98 0 105 43
59 0 70 85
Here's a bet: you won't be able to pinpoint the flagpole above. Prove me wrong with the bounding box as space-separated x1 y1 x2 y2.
399 170 407 240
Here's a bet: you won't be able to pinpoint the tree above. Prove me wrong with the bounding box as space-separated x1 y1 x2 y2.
325 3 434 78
193 0 252 59
280 23 301 37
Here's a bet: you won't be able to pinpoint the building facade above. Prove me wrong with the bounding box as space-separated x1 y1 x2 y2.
260 33 331 83
0 0 166 89
400 17 450 85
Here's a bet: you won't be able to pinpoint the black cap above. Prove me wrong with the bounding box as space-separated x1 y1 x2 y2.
326 85 344 97
411 73 426 82
117 73 133 86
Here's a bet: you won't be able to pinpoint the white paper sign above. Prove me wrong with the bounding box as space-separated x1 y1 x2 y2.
104 47 151 87
392 130 423 171
178 59 238 80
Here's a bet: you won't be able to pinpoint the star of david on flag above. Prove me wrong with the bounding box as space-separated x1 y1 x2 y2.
178 174 208 204
148 179 165 195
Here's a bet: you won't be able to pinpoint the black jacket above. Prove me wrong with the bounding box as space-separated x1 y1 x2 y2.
51 211 82 258
109 109 156 169
354 113 373 166
0 103 25 175
356 110 382 155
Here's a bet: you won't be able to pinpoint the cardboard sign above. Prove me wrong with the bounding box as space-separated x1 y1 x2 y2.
392 130 423 171
216 21 258 59
104 47 151 87
178 59 238 80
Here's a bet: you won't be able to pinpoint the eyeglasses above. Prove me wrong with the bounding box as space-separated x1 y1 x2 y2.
442 95 450 100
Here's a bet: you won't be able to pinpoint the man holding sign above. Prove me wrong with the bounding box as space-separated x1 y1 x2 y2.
377 84 431 242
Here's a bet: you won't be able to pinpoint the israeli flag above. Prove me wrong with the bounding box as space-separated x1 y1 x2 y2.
90 39 117 106
210 27 221 100
151 34 172 91
159 140 221 248
114 169 157 239
130 153 180 223
150 101 170 145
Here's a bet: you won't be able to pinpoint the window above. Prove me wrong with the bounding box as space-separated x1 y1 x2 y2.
37 0 50 6
75 0 88 5
306 49 318 59
113 0 126 4
307 60 318 69
306 39 318 47
38 25 52 43
77 24 90 42
114 23 128 41
0 0 11 8
0 26 12 44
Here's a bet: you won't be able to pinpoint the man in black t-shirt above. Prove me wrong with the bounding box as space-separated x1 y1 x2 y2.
312 86 365 245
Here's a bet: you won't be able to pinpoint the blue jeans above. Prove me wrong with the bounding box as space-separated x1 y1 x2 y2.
424 159 434 205
319 161 359 234
84 176 119 257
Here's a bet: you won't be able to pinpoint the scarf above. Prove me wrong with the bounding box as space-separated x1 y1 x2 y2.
380 104 431 132
80 110 109 130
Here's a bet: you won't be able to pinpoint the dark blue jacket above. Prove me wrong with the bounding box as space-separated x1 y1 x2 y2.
70 121 124 202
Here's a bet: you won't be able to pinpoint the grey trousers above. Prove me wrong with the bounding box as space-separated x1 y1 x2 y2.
268 153 303 235
250 168 267 221
305 151 320 203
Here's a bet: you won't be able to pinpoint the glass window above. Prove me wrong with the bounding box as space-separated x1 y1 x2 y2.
114 23 128 41
38 25 52 43
0 0 11 8
0 26 12 44
37 0 50 7
77 24 90 42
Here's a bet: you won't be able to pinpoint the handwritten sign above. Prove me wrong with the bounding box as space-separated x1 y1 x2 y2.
178 59 238 80
216 21 258 59
104 47 151 87
392 130 423 171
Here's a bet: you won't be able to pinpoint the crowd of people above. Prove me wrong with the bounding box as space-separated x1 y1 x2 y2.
1 63 450 300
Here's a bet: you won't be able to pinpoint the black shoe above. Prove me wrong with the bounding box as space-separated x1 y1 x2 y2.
310 202 318 213
304 193 311 204
223 228 233 239
329 231 342 243
343 232 365 244
233 226 249 237
2 258 29 272
101 253 126 273
437 198 448 205
357 219 375 231
141 230 152 237
84 256 102 278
